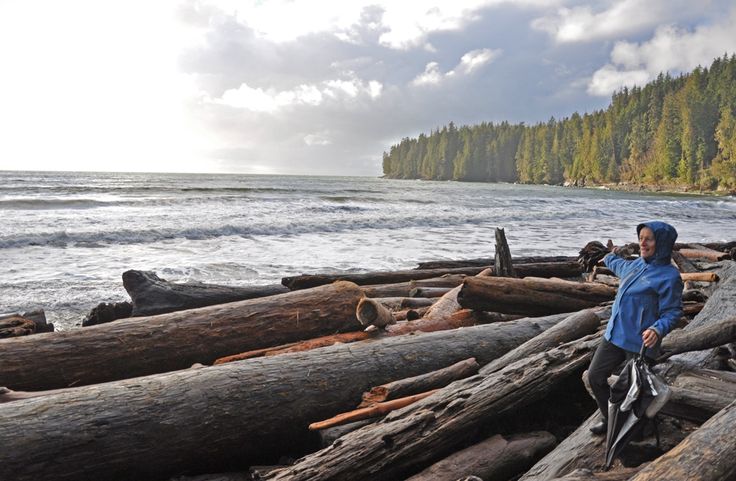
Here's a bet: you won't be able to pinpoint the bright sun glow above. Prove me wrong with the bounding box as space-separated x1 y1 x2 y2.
0 1 213 173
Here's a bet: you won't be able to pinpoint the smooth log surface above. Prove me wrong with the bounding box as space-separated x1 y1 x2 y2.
124 270 289 317
284 262 584 290
264 334 601 481
359 358 480 407
458 276 615 316
628 400 736 481
0 281 365 391
405 432 556 481
0 316 567 481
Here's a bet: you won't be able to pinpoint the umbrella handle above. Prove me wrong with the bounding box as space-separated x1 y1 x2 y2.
638 342 647 358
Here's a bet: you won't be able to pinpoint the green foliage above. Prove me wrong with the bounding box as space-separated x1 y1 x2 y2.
382 54 736 190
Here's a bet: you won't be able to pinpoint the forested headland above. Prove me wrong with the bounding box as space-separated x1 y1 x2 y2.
382 55 736 191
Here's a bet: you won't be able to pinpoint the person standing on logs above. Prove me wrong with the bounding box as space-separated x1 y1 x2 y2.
587 221 683 435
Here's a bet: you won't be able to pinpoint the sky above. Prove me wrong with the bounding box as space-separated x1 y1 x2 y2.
1 0 735 176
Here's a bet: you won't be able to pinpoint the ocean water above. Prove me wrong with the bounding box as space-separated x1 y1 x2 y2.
2 171 735 330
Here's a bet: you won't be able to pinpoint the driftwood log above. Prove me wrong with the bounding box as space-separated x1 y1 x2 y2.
0 315 569 481
283 262 583 290
0 281 365 390
494 227 515 277
82 301 133 326
405 431 556 481
263 334 601 481
0 310 53 337
627 400 736 481
356 298 395 328
359 358 480 407
415 255 577 270
123 270 289 317
458 276 616 316
309 390 439 430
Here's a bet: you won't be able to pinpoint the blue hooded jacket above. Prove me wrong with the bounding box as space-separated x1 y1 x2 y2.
603 221 683 355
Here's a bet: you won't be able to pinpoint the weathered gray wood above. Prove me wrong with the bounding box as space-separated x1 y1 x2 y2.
359 358 480 407
481 308 606 374
362 276 468 298
405 431 556 481
284 262 584 290
664 368 736 422
657 316 736 362
415 256 577 270
628 400 736 481
494 227 515 277
546 467 643 480
458 276 615 316
668 262 736 369
123 270 289 317
263 334 602 481
0 315 568 481
517 414 607 481
0 281 365 391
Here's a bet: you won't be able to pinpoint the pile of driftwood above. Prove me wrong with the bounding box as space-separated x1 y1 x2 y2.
0 232 735 481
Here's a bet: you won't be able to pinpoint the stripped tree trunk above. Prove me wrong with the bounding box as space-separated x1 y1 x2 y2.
0 315 567 481
0 281 365 391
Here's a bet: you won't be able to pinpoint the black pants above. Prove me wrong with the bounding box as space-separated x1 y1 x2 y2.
588 338 635 419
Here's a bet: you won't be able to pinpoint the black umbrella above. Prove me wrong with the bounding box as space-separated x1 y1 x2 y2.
604 344 671 468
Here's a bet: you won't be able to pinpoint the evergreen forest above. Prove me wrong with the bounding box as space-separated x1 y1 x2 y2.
382 55 736 190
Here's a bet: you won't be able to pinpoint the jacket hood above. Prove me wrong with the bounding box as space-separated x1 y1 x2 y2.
636 221 678 265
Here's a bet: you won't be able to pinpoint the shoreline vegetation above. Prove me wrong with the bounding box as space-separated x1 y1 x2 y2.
382 54 736 194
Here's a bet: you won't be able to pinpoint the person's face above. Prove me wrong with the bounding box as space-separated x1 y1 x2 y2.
639 227 656 259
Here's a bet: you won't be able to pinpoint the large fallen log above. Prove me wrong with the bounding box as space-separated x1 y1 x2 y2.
679 247 731 262
481 308 604 374
546 467 644 481
415 255 577 270
657 316 736 362
405 432 556 481
627 400 736 481
263 334 601 481
458 276 616 316
283 262 584 290
123 270 289 317
0 315 568 481
667 262 736 369
0 281 365 391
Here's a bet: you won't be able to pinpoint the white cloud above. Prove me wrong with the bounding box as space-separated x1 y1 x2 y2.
413 48 501 86
215 76 383 111
587 14 736 96
456 48 501 74
304 132 333 146
412 62 445 86
200 0 554 50
532 0 702 43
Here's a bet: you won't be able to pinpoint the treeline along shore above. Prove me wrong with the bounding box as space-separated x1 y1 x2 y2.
1 232 736 480
382 54 736 192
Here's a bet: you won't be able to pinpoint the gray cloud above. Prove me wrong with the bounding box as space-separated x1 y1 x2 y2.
177 0 736 176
